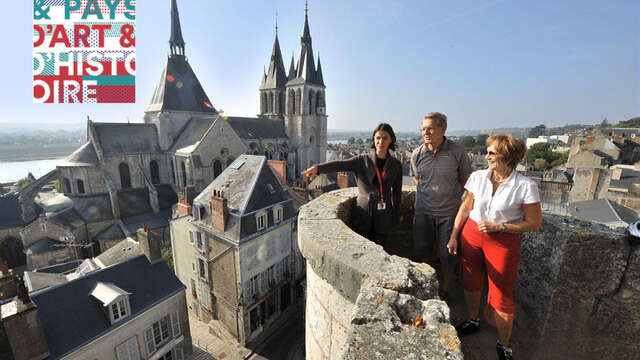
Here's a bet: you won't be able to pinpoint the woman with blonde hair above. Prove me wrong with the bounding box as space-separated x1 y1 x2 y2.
446 135 542 360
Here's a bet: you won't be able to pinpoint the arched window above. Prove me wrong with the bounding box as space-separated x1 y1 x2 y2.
119 163 131 189
63 178 72 194
309 90 315 114
76 179 85 194
150 160 160 184
279 92 284 114
317 91 324 108
268 92 274 113
288 90 295 114
213 159 222 179
180 161 187 187
171 159 176 184
295 89 301 115
261 93 266 114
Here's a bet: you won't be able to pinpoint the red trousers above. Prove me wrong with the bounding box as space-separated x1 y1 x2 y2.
460 218 520 315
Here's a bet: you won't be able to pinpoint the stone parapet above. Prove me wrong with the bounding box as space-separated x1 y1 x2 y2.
298 187 462 360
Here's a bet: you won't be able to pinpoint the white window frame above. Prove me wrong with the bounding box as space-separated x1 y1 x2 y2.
110 297 129 323
144 314 174 356
198 257 209 281
188 231 194 244
196 232 206 253
175 347 184 360
256 211 267 231
274 206 283 224
115 336 141 360
250 275 259 297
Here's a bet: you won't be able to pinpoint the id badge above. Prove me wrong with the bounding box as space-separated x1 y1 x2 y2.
377 201 386 210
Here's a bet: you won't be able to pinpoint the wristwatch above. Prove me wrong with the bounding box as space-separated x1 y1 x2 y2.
500 223 506 232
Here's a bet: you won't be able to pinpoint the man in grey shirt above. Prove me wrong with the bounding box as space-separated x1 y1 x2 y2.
411 112 472 300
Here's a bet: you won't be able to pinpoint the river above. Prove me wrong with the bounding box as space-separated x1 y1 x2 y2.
0 159 62 183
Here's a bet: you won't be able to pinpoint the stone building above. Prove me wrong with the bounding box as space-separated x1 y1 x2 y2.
0 228 191 360
2 0 328 271
170 155 304 344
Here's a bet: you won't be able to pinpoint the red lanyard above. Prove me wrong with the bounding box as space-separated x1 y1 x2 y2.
375 165 386 198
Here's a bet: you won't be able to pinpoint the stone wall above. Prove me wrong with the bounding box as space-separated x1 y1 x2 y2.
517 215 639 360
298 188 462 360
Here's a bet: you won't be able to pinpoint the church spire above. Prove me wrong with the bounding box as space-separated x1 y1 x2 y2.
260 31 287 90
169 0 185 56
293 1 316 83
316 54 324 86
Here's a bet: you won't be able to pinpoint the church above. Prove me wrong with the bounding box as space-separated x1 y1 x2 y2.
0 0 327 270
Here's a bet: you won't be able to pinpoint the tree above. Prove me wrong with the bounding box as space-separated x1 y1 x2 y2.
459 136 476 150
355 138 363 145
472 144 486 154
528 124 547 138
525 142 552 165
16 173 35 190
347 137 355 145
475 134 489 146
533 158 548 170
549 151 569 168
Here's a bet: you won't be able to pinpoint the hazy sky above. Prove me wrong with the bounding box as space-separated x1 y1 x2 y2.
3 0 638 132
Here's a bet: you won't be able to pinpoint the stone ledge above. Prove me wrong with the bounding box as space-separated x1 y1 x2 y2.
298 187 438 303
342 287 463 360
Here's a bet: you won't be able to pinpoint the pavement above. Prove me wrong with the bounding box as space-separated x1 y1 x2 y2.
188 303 305 360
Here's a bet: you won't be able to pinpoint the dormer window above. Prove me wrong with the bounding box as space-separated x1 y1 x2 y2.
90 282 131 325
198 205 206 220
256 211 267 231
274 206 283 224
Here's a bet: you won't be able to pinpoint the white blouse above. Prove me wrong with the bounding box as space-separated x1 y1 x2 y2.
465 169 540 224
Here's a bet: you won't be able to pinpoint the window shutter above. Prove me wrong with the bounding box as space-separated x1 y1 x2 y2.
115 342 129 360
175 348 184 360
171 312 181 337
127 337 140 360
144 327 155 355
204 261 209 281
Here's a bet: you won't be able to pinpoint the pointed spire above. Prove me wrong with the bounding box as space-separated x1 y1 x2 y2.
302 0 311 42
316 54 324 86
288 54 296 81
169 0 185 56
261 32 287 89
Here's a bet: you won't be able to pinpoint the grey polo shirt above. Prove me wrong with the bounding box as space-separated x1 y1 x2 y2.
411 138 472 216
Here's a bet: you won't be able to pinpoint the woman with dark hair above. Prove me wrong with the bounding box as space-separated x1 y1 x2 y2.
301 123 403 246
447 135 542 360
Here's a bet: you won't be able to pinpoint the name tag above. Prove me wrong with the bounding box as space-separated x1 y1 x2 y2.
377 201 386 210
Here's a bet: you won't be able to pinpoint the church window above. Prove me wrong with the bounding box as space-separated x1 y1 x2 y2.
310 136 314 145
295 89 301 115
76 179 85 194
268 92 274 113
308 90 315 114
288 90 295 114
317 91 325 108
119 163 132 189
171 159 176 184
279 92 284 114
150 160 160 185
213 160 222 179
180 162 187 187
63 178 72 194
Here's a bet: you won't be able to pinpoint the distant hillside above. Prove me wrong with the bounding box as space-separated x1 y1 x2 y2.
614 117 640 128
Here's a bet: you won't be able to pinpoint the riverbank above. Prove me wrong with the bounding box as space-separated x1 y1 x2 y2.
0 143 79 162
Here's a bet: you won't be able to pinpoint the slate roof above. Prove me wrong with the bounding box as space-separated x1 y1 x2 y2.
168 116 215 152
72 194 113 223
169 0 185 49
0 192 24 229
122 209 172 234
260 33 288 90
95 238 139 268
147 56 217 114
570 199 631 225
24 237 64 255
24 271 68 293
157 184 178 210
226 117 288 140
93 123 160 156
31 255 185 359
194 155 291 215
58 142 98 167
118 189 152 218
609 168 640 190
33 260 83 274
94 223 125 242
49 207 84 229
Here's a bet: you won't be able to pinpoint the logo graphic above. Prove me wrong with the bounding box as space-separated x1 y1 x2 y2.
33 0 136 104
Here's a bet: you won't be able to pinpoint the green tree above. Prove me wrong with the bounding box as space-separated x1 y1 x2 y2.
472 144 486 154
533 158 548 170
355 138 363 145
475 134 489 146
53 180 61 192
528 124 547 138
161 243 173 271
16 173 35 189
459 136 476 150
347 137 355 145
549 151 569 168
525 142 552 165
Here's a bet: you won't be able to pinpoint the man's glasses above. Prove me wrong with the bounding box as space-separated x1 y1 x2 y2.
486 151 500 156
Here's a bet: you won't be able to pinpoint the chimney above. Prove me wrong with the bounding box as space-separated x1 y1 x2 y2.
176 199 192 216
137 225 162 263
267 160 287 186
0 277 50 360
210 190 228 232
337 172 349 189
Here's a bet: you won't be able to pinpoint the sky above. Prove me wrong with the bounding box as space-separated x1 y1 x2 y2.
2 0 638 132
